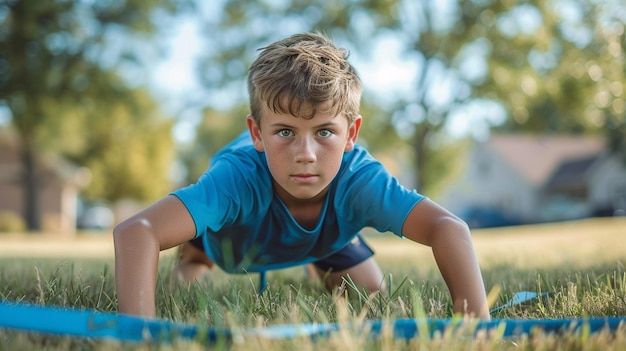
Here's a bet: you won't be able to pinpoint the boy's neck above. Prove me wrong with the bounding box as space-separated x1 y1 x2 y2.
274 181 328 230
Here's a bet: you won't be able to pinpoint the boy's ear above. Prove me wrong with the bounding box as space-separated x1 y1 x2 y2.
247 115 265 151
344 115 362 152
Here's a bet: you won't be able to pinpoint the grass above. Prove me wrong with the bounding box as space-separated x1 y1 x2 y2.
1 217 625 350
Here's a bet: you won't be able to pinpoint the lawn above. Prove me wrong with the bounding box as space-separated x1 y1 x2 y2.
0 217 625 350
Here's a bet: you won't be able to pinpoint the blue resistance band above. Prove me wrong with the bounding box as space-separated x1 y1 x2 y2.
0 300 624 344
489 291 550 313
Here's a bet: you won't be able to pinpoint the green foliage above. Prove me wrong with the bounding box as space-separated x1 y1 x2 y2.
4 0 626 231
420 136 471 198
357 96 404 152
0 0 188 138
0 0 190 228
197 0 403 92
69 88 177 202
190 0 626 198
475 1 626 141
0 211 26 233
192 0 457 192
179 105 248 184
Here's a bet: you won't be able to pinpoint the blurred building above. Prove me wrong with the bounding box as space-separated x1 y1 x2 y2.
0 130 90 235
441 134 626 228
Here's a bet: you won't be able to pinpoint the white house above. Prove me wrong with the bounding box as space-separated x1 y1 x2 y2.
439 134 626 227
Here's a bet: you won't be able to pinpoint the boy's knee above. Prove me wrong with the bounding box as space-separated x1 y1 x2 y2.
177 242 215 268
172 260 212 283
173 243 214 282
319 263 386 294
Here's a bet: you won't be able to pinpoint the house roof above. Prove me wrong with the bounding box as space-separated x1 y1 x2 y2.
487 134 605 186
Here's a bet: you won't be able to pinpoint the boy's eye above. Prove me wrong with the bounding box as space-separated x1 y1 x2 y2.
278 129 293 137
317 129 332 138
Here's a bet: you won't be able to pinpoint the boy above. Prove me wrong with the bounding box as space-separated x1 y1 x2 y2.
113 32 490 319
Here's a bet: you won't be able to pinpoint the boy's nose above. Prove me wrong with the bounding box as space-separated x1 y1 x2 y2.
294 136 316 163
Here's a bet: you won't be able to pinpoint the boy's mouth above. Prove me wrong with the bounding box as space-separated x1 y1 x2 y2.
291 174 318 183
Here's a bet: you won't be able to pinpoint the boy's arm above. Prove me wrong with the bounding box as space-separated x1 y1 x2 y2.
401 199 490 319
113 195 196 317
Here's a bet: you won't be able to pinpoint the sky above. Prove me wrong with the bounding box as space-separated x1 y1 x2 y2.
151 20 204 97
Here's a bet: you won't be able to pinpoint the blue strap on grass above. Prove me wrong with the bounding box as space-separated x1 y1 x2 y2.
490 291 550 313
0 301 230 343
1 300 625 344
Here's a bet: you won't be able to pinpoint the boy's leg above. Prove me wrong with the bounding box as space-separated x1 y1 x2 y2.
312 235 385 294
173 237 215 282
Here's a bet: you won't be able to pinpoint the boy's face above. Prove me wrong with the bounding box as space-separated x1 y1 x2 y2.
247 105 361 204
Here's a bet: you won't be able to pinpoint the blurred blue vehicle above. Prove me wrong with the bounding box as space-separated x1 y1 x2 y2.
458 207 522 229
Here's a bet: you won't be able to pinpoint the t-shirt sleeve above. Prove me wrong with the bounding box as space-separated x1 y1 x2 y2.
170 156 270 238
336 150 426 236
170 164 236 238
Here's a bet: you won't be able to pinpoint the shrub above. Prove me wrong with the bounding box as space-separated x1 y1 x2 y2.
0 211 26 233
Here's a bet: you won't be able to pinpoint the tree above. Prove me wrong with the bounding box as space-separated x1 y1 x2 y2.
190 0 460 193
188 1 507 194
62 86 177 202
0 0 189 230
179 104 248 184
472 0 626 159
189 0 626 196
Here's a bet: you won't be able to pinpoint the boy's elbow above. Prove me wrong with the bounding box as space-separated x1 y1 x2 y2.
112 218 130 244
113 217 155 249
431 215 471 243
447 215 470 234
436 214 470 235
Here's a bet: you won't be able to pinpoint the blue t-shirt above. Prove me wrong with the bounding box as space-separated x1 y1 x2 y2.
172 132 425 273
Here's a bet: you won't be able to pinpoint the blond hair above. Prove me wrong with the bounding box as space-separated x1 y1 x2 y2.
247 32 362 125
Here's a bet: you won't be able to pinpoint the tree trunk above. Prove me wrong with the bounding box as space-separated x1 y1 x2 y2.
412 122 431 192
20 138 41 231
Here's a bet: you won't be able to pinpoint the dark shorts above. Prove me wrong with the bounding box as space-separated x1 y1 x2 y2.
188 234 375 272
